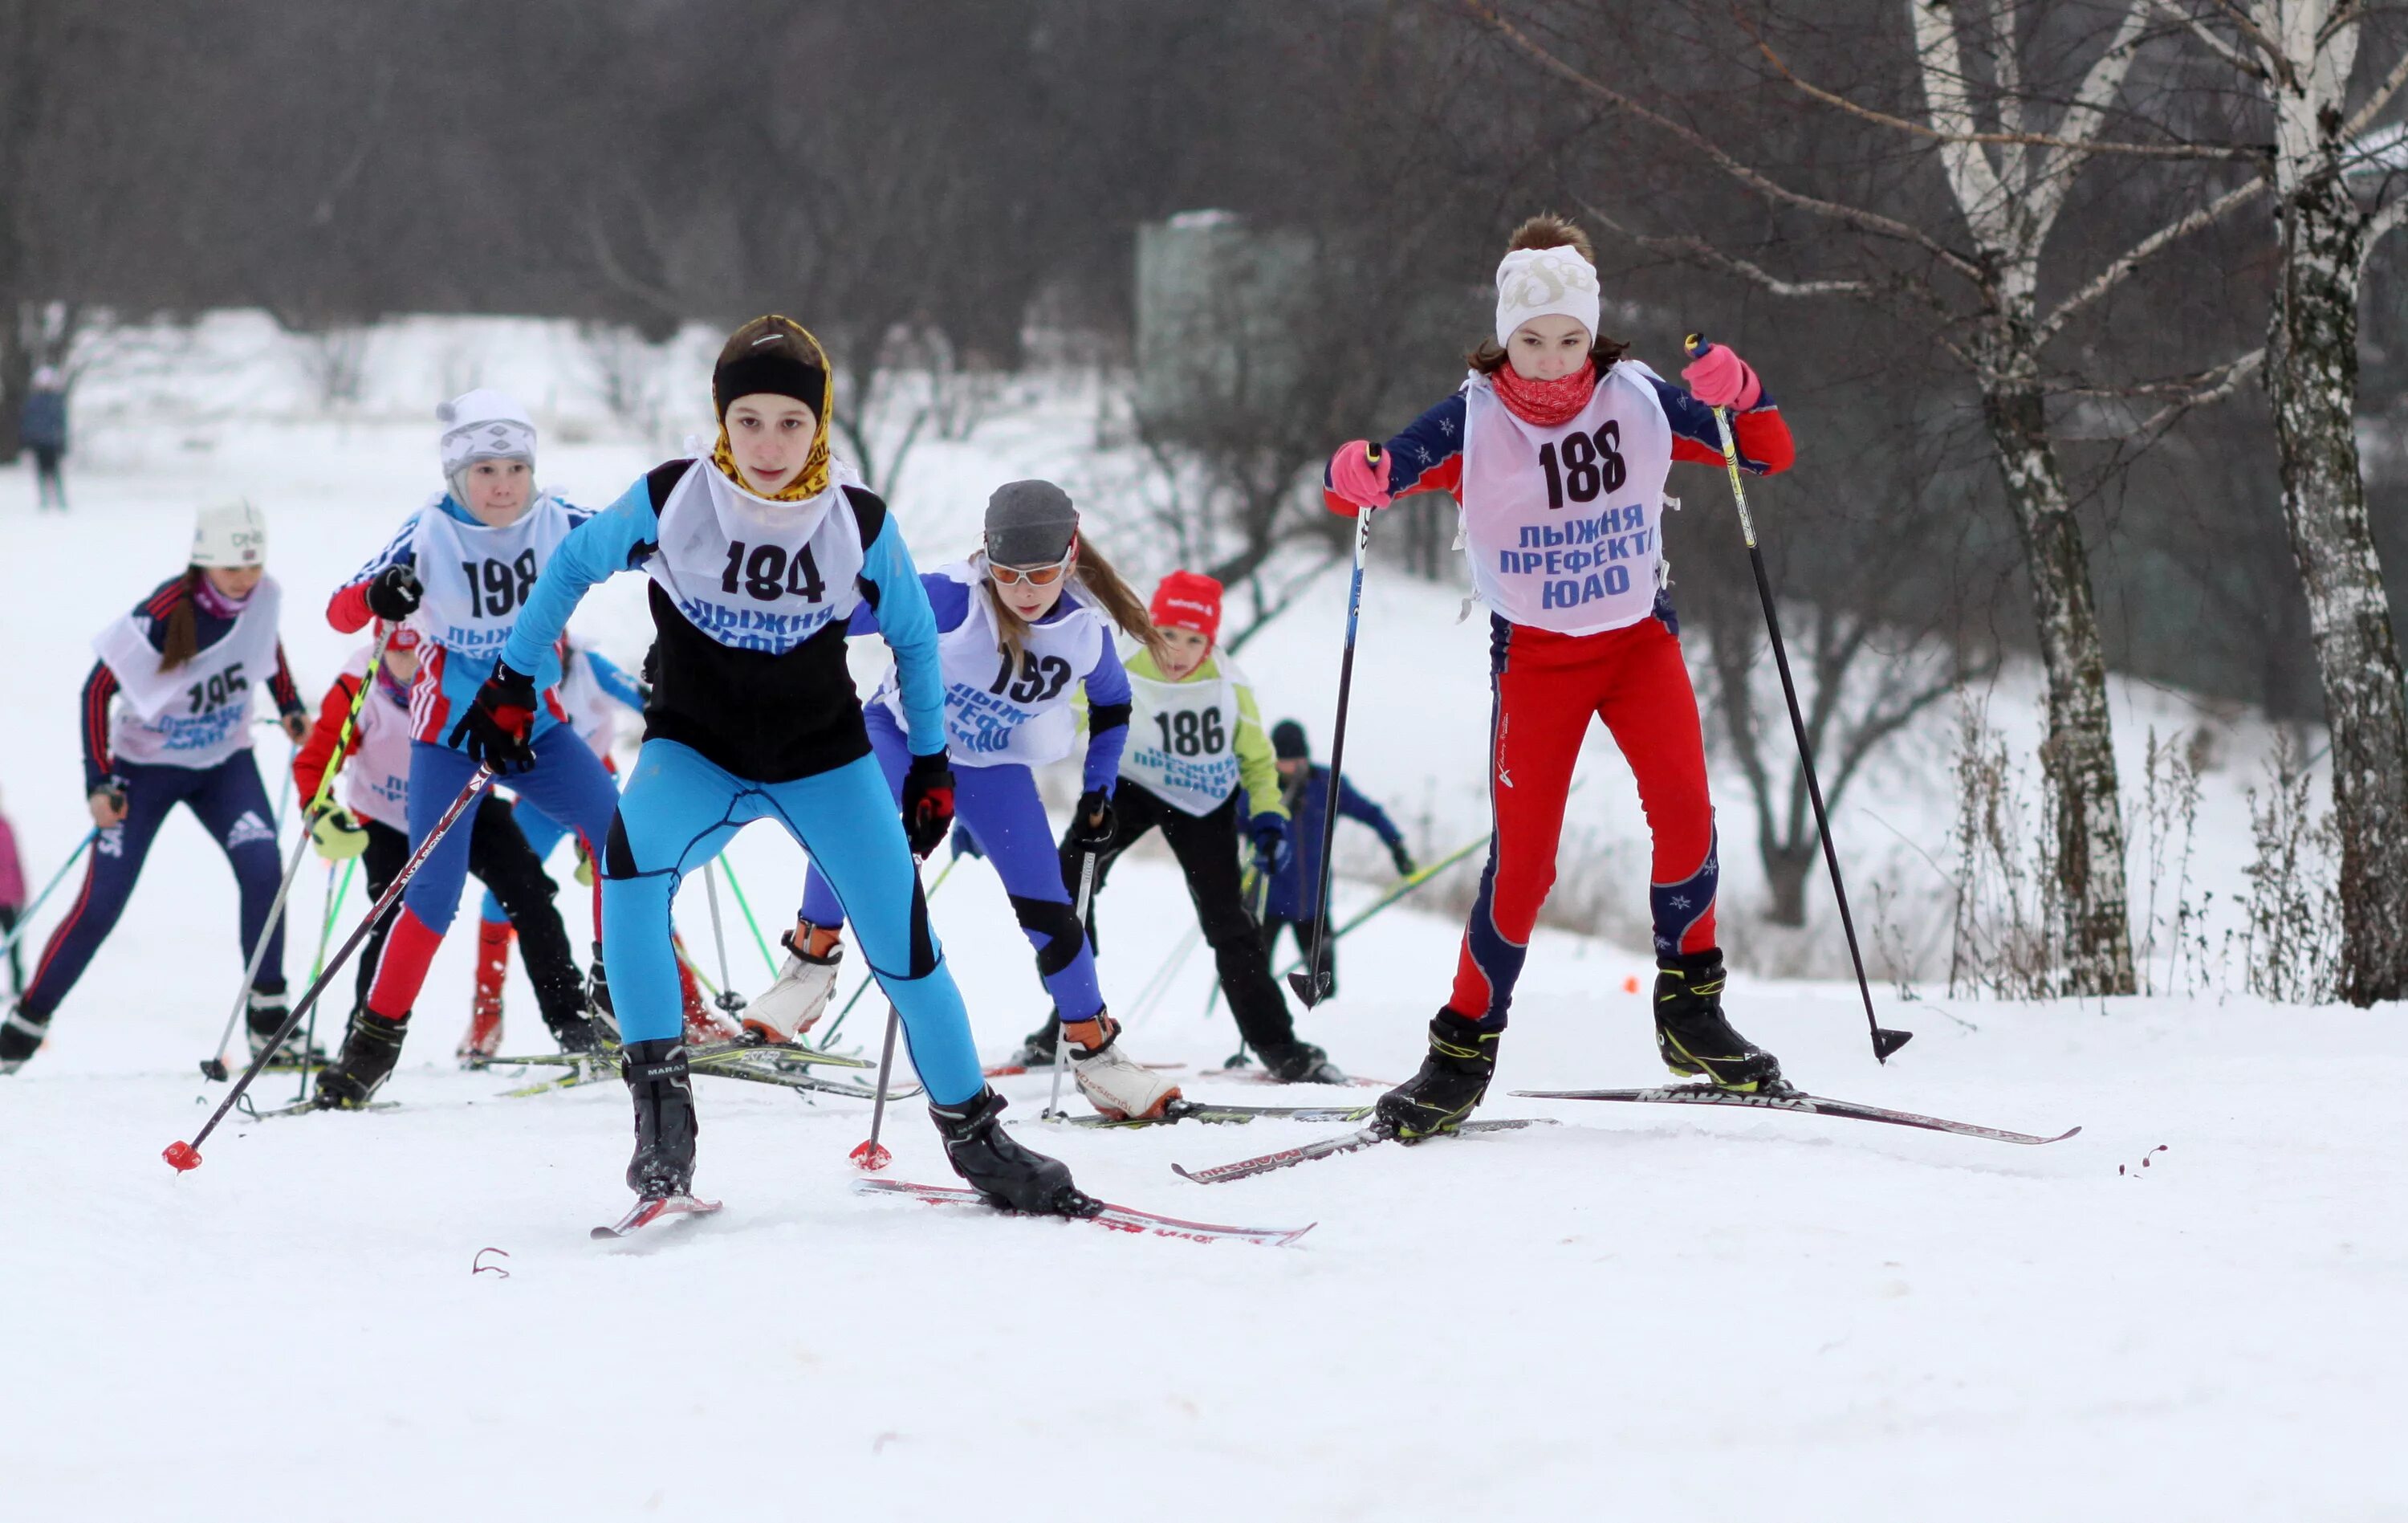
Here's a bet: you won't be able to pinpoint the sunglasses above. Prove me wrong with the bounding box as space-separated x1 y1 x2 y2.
988 546 1076 586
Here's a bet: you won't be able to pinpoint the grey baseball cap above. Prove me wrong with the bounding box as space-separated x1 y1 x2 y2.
984 479 1079 566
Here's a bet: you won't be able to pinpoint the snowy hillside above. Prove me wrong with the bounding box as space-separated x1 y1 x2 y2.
1 315 2400 1521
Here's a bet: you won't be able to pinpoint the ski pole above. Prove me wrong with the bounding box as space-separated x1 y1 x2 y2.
198 812 323 1083
700 860 746 1019
849 849 942 1170
295 856 354 1103
1290 455 1375 1008
166 763 496 1172
201 625 396 1081
1685 334 1910 1065
0 829 97 958
817 855 956 1050
718 857 780 979
1041 849 1100 1122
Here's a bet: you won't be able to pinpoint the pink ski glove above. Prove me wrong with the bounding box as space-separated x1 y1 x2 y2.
1681 344 1762 411
1324 441 1392 516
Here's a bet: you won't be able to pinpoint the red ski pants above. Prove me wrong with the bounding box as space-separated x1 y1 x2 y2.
1449 613 1719 1027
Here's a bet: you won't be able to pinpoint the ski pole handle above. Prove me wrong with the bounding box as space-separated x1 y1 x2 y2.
1681 332 1758 549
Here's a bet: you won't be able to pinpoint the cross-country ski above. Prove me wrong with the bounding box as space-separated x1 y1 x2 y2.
1509 1085 2081 1146
854 1178 1312 1247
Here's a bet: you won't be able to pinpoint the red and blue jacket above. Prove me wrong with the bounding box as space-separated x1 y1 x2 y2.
1323 364 1795 508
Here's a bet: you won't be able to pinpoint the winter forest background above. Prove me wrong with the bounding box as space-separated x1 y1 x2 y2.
9 0 2408 1009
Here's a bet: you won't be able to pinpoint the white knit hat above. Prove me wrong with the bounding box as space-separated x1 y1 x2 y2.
1493 245 1601 348
437 389 537 488
191 500 267 568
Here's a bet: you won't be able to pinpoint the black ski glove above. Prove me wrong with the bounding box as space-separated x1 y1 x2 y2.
901 751 955 858
1390 841 1417 878
447 660 538 772
1065 788 1116 853
365 564 423 621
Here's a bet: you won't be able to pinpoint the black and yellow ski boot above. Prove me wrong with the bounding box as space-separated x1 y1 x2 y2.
1374 1009 1498 1142
315 1008 408 1109
1653 951 1784 1093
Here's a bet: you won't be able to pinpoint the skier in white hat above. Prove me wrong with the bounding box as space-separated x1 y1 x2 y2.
4 500 314 1073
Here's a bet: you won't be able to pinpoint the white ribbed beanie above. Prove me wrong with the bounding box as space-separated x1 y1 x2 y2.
191 499 267 568
1493 245 1601 348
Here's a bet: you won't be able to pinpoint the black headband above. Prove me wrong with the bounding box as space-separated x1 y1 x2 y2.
714 353 828 419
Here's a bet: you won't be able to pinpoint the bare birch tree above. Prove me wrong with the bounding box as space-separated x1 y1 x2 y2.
1465 0 2268 994
2152 0 2408 1004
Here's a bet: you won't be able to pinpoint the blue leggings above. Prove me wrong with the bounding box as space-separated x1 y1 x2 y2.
397 731 616 936
601 739 982 1106
26 755 286 1017
800 708 1104 1024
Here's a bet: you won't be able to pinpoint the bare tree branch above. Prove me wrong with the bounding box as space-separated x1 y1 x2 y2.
2341 39 2408 143
1743 6 2262 161
2038 174 2269 342
2146 0 2273 82
1577 200 1887 298
2127 346 2265 434
2358 187 2408 283
1459 0 1989 282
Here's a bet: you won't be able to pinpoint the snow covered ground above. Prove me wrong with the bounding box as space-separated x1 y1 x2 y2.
2 316 2401 1521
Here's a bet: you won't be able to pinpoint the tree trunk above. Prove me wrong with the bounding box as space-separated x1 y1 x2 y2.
1762 840 1816 927
2264 175 2408 1005
1979 377 2138 996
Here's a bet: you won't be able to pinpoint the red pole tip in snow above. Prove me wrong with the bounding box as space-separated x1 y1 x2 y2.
163 1141 202 1172
848 1139 892 1172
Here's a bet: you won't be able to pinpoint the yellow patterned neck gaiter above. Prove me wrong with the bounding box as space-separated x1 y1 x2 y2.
711 316 833 501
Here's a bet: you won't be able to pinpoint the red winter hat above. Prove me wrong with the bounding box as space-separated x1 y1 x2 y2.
1149 571 1223 642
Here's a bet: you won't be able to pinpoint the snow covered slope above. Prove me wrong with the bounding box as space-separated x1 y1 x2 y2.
1 317 2399 1521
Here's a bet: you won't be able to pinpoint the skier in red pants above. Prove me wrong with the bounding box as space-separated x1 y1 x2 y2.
1321 213 1797 1138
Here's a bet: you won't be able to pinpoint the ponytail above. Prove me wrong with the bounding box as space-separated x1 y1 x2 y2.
979 535 1170 668
157 567 204 674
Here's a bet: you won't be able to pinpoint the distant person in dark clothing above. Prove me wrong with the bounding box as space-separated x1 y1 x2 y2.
21 365 67 511
1250 718 1414 1000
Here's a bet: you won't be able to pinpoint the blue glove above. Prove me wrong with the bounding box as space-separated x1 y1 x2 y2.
1247 812 1292 875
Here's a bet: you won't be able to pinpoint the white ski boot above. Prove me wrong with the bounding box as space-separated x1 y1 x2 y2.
743 927 841 1045
1063 1013 1180 1120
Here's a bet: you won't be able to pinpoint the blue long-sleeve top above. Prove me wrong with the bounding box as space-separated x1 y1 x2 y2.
501 464 945 780
580 648 647 712
849 573 1132 794
1243 764 1406 920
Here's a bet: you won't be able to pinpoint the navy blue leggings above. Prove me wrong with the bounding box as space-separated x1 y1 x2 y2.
26 755 287 1018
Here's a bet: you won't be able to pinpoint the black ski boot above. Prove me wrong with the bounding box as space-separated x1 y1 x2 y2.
1653 950 1784 1093
315 1008 408 1109
1 1000 51 1074
1255 1039 1348 1085
1374 1009 1497 1141
245 988 325 1070
621 1038 698 1197
1007 1012 1059 1069
539 988 604 1056
929 1088 1096 1216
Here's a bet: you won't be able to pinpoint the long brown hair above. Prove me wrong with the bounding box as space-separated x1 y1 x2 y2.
158 568 205 673
983 535 1169 669
1466 212 1629 376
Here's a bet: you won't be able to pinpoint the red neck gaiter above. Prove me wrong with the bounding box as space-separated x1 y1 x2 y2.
1491 362 1598 429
